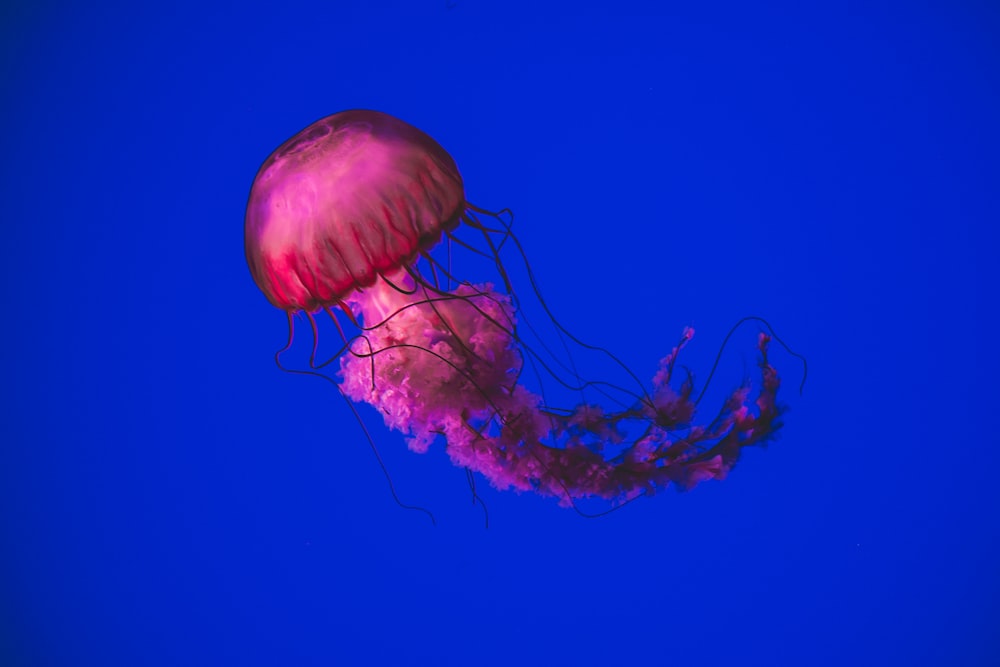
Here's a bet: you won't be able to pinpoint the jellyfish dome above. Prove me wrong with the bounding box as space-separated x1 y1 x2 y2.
245 109 465 312
245 109 792 513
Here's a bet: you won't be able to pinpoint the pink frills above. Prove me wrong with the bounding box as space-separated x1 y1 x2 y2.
339 281 783 506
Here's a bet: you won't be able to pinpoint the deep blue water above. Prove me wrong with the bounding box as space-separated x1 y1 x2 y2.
3 2 998 665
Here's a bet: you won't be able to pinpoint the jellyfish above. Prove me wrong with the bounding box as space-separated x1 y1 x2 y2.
245 110 796 514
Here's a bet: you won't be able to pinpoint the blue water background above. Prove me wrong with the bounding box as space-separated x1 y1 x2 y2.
3 2 998 665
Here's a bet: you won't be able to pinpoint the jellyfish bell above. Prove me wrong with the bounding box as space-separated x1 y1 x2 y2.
245 109 465 312
245 109 795 516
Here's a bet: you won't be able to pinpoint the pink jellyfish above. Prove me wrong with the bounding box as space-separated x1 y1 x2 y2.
245 110 796 516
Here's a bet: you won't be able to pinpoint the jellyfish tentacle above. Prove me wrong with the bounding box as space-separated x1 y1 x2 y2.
414 257 649 408
271 311 437 525
462 209 654 406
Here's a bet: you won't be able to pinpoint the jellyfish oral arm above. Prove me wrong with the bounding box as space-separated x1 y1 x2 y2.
338 273 783 506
